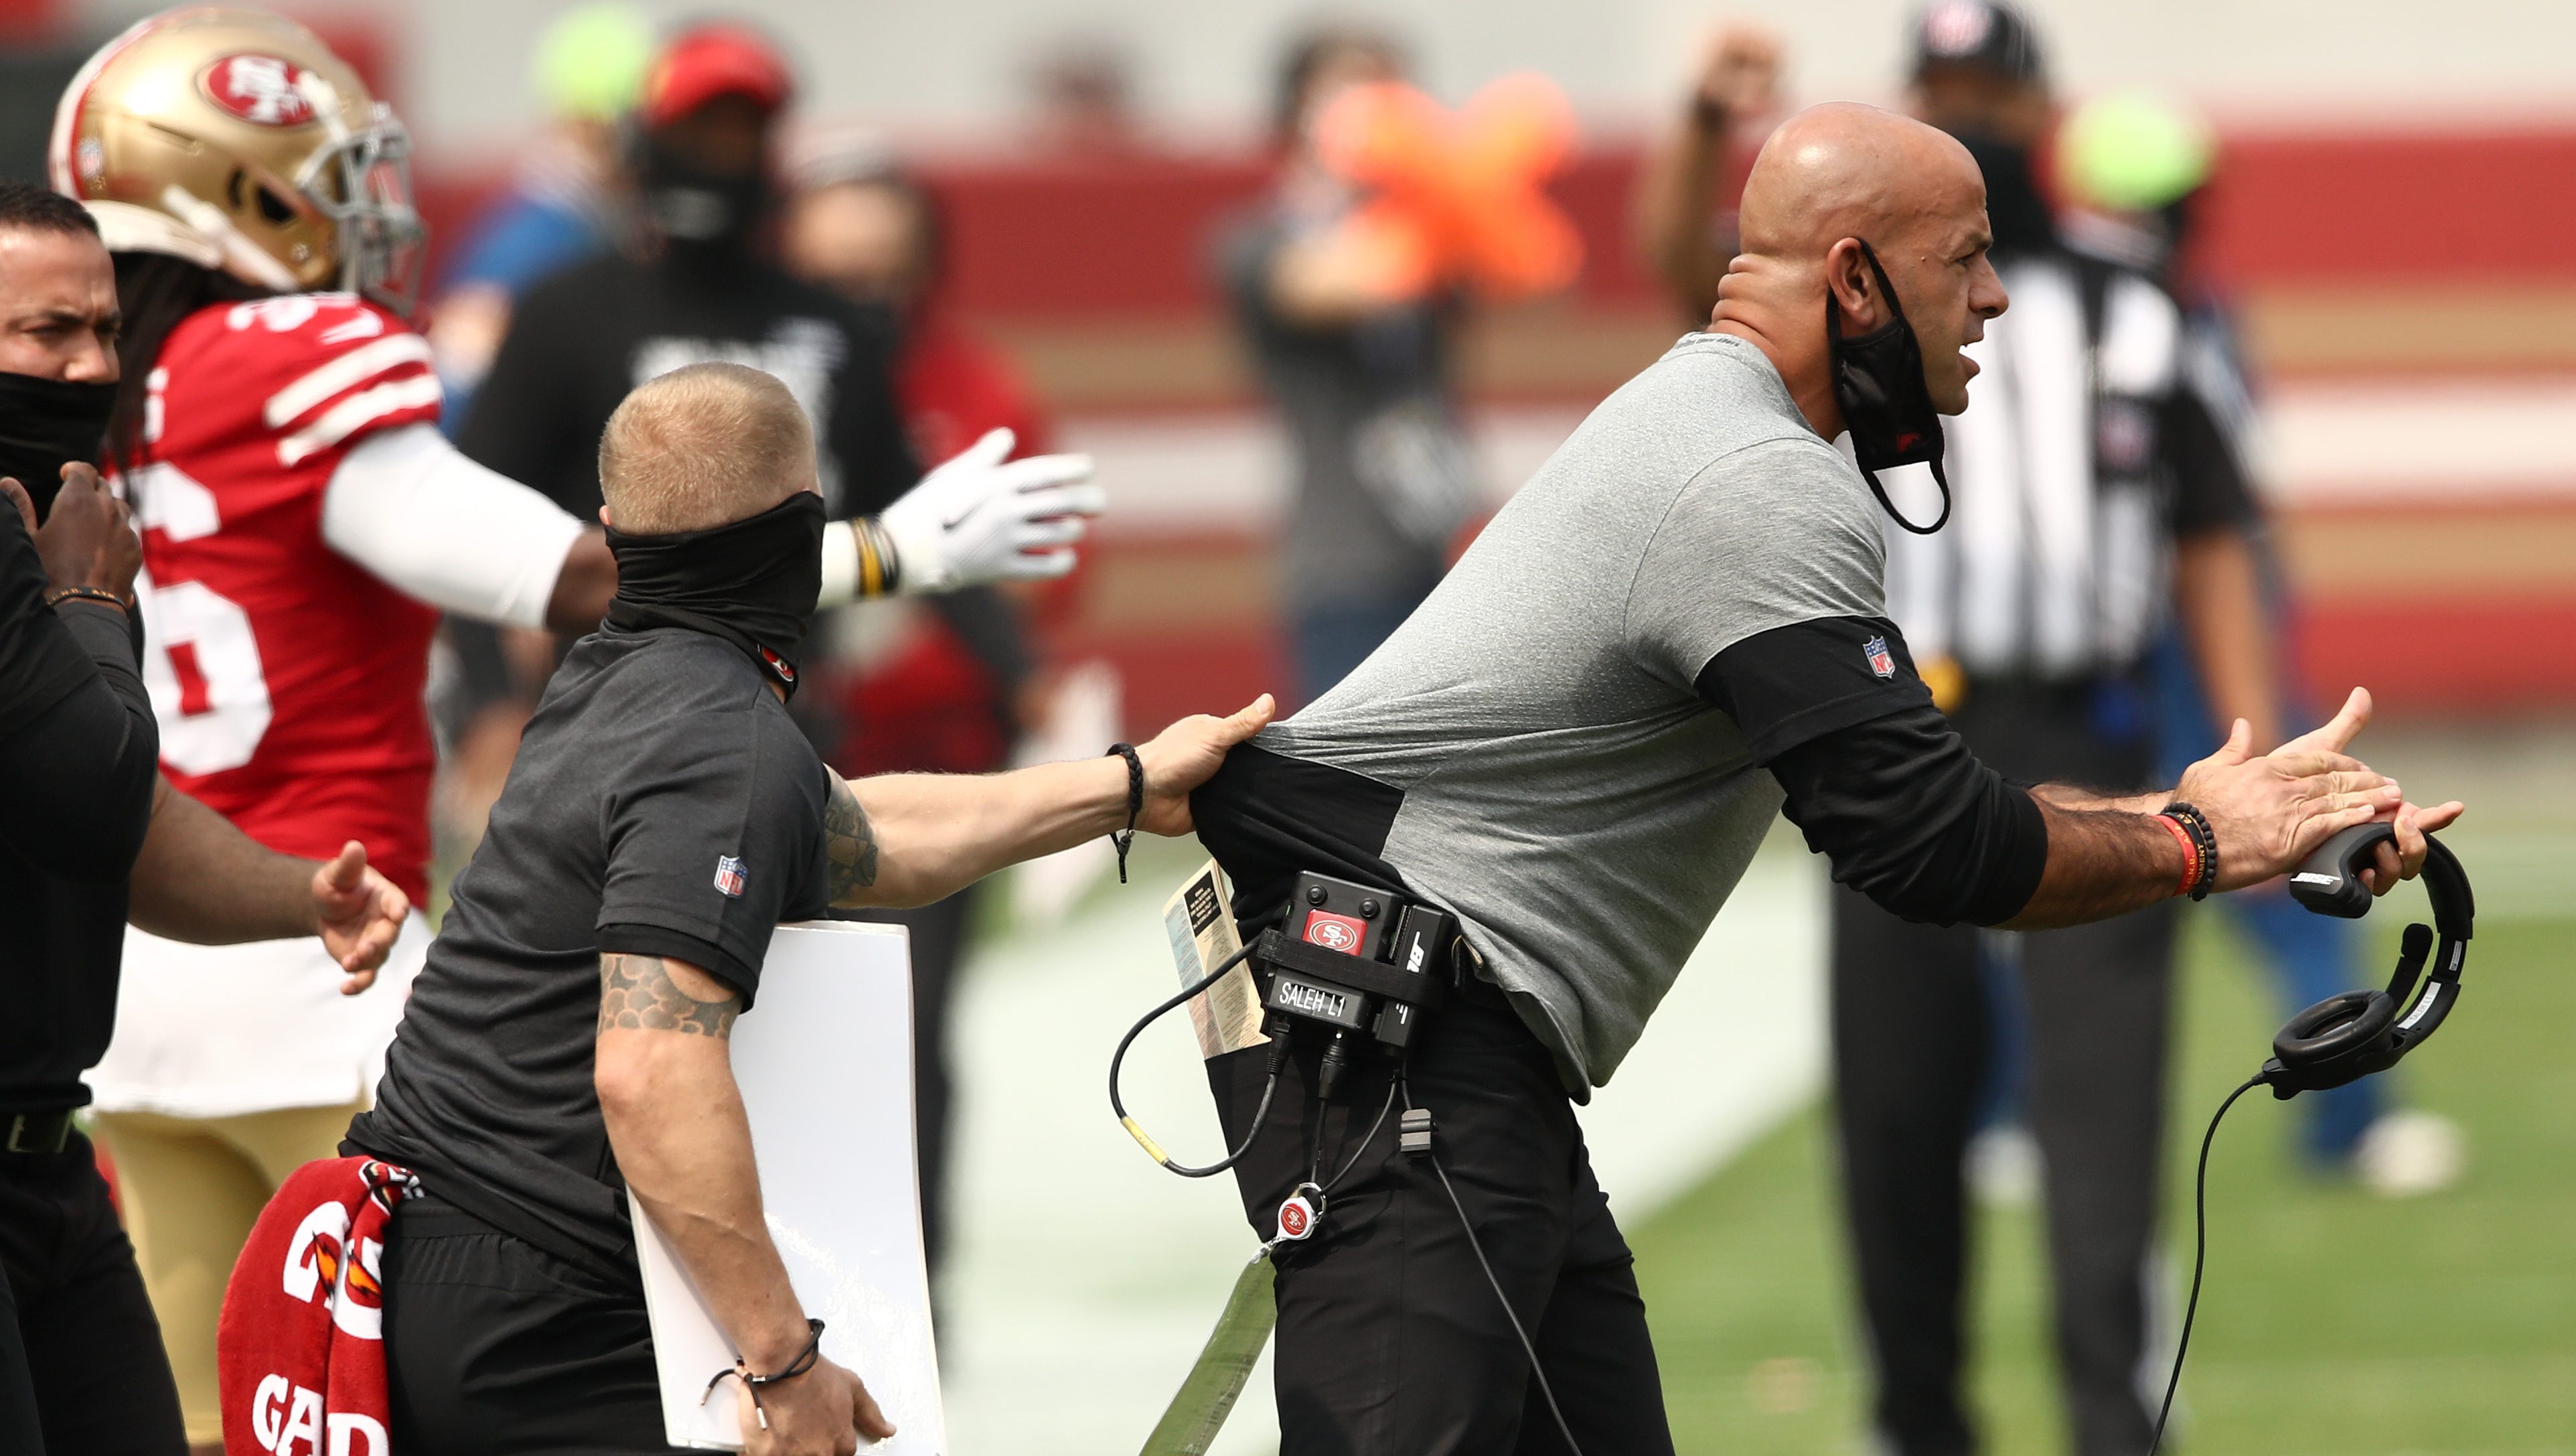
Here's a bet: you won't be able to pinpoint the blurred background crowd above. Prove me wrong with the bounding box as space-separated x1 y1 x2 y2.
9 0 2570 1452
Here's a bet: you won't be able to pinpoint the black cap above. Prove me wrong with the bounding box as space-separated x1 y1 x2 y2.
1910 0 2045 84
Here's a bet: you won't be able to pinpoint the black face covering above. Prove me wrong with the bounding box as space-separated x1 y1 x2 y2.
0 371 117 522
1948 130 2058 259
634 131 773 256
1829 240 1952 535
603 490 825 697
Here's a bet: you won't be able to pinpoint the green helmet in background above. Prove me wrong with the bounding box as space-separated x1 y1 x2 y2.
533 3 656 122
2055 89 2214 214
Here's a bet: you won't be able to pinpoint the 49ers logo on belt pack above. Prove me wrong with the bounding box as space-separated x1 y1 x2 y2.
202 54 319 127
1302 909 1367 954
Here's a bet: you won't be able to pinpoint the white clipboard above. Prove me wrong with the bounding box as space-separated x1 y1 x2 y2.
630 920 947 1452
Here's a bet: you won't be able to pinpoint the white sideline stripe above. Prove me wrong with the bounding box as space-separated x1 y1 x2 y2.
262 333 435 429
276 374 443 465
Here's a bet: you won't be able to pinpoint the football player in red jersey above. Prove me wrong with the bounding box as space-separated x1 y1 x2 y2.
48 11 1103 1447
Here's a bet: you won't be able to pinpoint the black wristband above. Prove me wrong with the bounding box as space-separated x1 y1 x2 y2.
1108 742 1143 884
704 1317 826 1433
2162 800 2218 900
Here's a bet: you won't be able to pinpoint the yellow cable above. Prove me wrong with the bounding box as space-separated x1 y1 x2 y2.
1121 1116 1173 1169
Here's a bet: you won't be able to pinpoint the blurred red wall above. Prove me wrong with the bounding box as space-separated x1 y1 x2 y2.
415 124 2576 725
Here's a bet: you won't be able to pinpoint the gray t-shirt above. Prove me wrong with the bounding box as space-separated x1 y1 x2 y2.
1197 333 1892 1093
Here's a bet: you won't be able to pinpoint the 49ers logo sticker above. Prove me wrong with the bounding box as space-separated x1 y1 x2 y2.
1302 910 1366 954
202 54 319 127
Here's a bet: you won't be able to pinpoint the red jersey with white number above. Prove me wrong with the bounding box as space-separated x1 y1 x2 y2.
130 293 444 903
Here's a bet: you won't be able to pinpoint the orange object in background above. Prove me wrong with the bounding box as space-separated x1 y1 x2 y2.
1311 73 1584 304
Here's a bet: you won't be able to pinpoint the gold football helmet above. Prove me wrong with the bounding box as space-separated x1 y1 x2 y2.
50 7 427 311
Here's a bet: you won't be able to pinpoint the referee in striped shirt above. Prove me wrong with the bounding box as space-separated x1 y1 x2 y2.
1836 9 2278 1455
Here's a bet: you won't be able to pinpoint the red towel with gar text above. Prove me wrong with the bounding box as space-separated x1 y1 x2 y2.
216 1156 419 1456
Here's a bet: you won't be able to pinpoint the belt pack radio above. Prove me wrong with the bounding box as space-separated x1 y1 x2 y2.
1256 872 1457 1081
1106 869 1464 1178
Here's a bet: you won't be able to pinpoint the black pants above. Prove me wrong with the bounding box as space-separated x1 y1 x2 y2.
1211 986 1672 1456
380 1197 680 1455
0 1132 187 1456
1830 681 2177 1456
840 885 976 1277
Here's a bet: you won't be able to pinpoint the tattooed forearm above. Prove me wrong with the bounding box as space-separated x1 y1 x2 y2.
597 954 741 1038
824 773 880 904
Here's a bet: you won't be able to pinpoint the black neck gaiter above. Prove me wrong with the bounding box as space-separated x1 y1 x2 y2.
0 370 117 521
1828 240 1952 534
603 490 825 697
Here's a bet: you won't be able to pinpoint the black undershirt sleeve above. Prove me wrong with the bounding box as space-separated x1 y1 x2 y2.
1697 617 2046 926
1767 707 2048 926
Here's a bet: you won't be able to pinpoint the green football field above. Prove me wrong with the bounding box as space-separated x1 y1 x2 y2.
1631 912 2576 1456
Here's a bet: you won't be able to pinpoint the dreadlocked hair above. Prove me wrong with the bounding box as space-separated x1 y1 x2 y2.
109 252 267 474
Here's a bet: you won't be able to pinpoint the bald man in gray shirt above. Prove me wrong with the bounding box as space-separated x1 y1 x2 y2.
1186 103 2459 1456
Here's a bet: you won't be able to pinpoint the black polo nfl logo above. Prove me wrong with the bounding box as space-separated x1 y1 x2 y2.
1864 635 1896 679
713 855 747 897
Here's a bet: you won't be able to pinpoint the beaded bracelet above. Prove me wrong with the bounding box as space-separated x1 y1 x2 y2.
2160 800 2219 901
44 585 128 612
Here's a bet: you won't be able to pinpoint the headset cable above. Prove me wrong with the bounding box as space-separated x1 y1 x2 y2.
1399 1070 1588 1456
2149 1072 2265 1455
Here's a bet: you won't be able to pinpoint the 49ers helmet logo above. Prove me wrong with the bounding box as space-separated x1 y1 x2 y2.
202 54 318 127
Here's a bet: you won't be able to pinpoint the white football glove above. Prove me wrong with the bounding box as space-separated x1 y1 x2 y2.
878 428 1104 593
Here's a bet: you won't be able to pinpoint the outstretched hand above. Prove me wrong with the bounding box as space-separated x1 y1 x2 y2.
311 841 409 994
2178 687 2464 893
1135 695 1277 836
877 427 1104 592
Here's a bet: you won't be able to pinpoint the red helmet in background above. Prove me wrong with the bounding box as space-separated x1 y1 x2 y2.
640 22 794 128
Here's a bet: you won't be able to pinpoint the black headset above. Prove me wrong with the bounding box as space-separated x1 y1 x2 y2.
2265 822 2474 1098
2152 822 2476 1453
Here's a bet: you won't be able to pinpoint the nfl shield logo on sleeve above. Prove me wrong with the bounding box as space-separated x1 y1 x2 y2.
713 856 747 897
1864 636 1896 679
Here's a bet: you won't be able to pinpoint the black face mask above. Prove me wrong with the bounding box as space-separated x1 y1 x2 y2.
1829 240 1952 535
604 490 825 697
1948 129 2057 259
634 131 772 257
0 370 117 522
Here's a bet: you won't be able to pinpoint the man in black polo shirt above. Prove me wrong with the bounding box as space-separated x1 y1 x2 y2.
348 361 1270 1452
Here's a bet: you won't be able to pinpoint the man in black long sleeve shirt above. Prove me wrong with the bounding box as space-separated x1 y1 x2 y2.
0 184 412 1456
0 462 190 1456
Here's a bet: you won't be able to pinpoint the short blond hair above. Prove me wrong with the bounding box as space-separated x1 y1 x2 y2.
597 362 817 534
